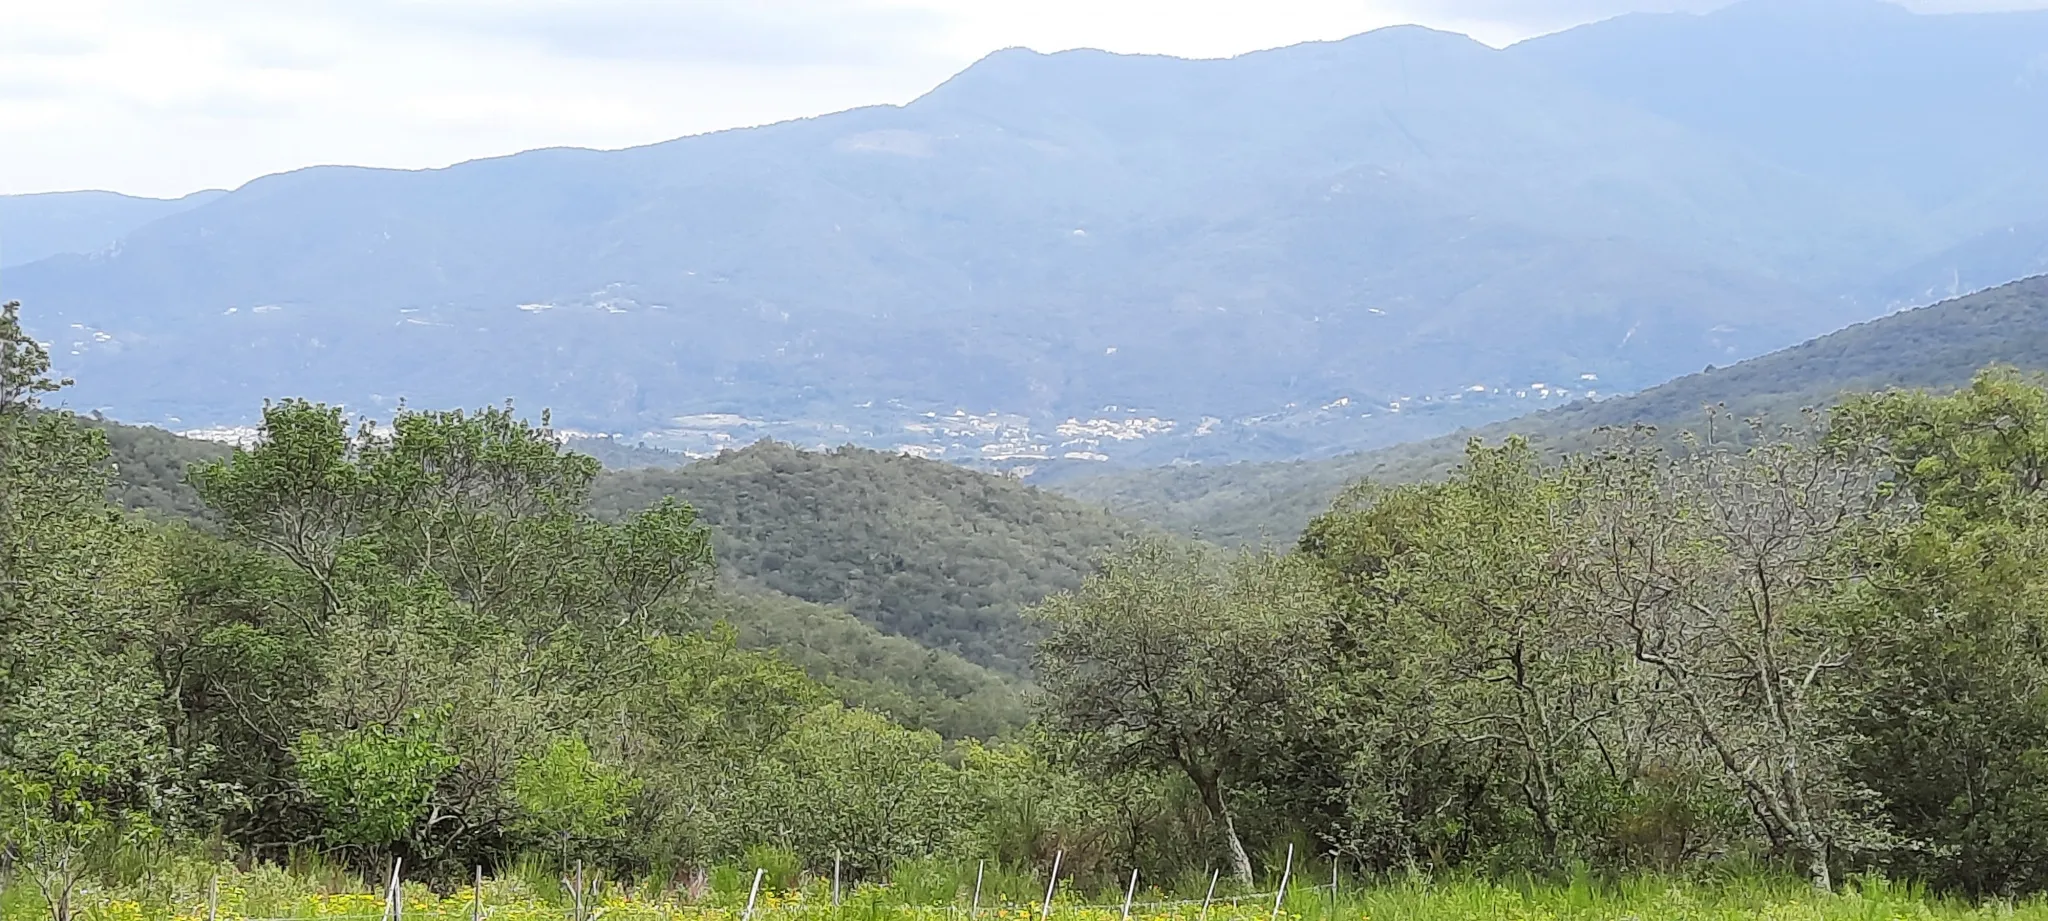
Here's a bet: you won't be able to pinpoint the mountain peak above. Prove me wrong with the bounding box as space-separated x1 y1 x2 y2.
909 45 1175 112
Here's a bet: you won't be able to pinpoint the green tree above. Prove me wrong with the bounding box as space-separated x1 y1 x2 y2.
186 400 716 869
1030 538 1329 884
1301 439 1639 867
0 300 62 425
742 704 966 876
0 301 175 918
293 720 458 861
511 737 638 863
0 755 153 921
614 630 828 868
1827 369 2048 894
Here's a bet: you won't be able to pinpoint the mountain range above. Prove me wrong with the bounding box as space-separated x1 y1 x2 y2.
7 0 2048 471
0 190 223 270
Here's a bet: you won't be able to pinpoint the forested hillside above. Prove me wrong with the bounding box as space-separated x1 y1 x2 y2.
1063 274 2048 542
591 441 1134 675
82 423 1031 737
30 312 2048 910
92 416 228 518
706 584 1027 739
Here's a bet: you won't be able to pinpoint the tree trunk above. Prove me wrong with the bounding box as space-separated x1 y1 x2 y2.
1803 842 1831 893
1195 775 1254 886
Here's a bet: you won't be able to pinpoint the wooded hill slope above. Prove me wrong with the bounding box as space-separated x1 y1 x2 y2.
92 426 1125 736
1058 274 2048 543
589 440 1135 676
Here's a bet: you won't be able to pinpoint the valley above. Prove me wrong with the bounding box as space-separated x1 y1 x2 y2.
18 0 2048 914
12 0 2048 470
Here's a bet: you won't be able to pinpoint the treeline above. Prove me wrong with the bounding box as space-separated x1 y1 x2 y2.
0 301 1138 913
1037 370 2048 896
16 289 2048 907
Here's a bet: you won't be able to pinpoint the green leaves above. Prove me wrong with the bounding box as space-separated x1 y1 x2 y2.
1821 368 2048 894
1030 537 1330 882
510 737 638 859
293 721 458 854
742 704 967 876
0 300 64 418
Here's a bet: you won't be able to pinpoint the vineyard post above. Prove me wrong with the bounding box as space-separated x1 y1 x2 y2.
1120 870 1138 921
207 876 218 921
576 861 587 921
1039 851 1063 921
474 866 483 921
971 860 984 919
743 869 765 921
1329 859 1337 910
1199 870 1218 921
387 858 404 921
833 852 842 908
1270 845 1292 921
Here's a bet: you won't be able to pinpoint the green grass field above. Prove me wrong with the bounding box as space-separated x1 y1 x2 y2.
9 857 2046 921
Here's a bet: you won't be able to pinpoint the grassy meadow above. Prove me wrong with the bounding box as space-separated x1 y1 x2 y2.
10 857 2048 921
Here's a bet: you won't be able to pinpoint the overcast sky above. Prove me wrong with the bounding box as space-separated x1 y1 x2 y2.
2 0 2043 198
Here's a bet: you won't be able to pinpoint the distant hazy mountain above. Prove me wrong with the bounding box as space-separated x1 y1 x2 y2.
1511 0 2048 300
1059 273 2048 544
1878 223 2048 306
1 190 225 269
8 1 2048 468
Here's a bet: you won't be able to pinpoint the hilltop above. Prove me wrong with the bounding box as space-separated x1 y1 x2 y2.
1060 274 2048 543
0 189 223 268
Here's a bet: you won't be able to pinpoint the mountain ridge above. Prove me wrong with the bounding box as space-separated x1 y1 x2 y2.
0 189 226 269
10 3 2048 470
1055 274 2048 543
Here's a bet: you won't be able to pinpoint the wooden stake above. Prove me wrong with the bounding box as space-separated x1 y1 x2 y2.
742 869 765 921
1039 851 1063 921
1270 845 1293 921
474 866 483 921
970 860 985 919
207 876 218 921
1199 870 1219 921
1120 870 1138 921
387 859 404 921
833 851 842 908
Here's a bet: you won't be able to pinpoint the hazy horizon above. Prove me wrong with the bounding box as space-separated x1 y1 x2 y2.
8 0 2048 199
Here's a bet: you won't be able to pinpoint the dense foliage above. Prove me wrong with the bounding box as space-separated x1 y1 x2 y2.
24 291 2048 917
88 426 1038 740
592 442 1134 675
1031 368 2048 898
703 584 1028 739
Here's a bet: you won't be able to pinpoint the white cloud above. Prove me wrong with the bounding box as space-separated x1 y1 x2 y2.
2 0 2045 197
